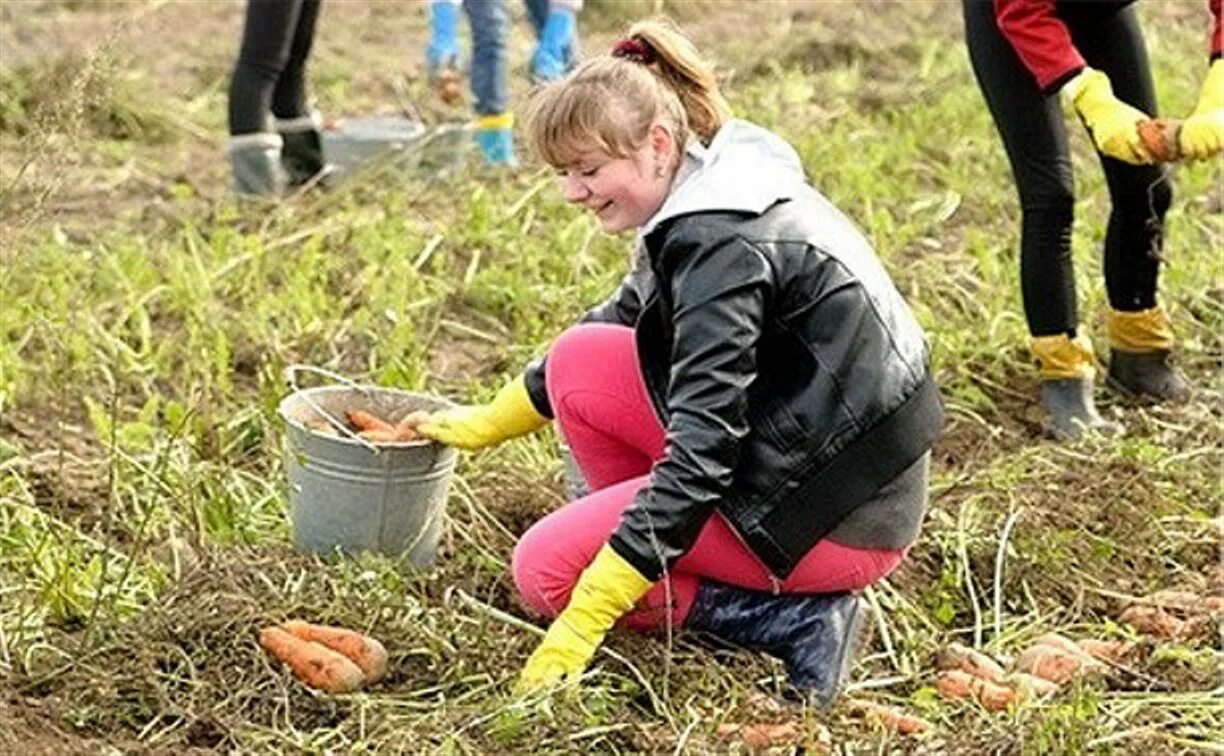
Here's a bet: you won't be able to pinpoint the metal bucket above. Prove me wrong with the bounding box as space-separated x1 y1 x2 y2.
321 115 427 178
321 116 472 178
277 367 457 567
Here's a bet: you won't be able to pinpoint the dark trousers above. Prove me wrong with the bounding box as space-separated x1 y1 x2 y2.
962 0 1170 337
228 0 322 135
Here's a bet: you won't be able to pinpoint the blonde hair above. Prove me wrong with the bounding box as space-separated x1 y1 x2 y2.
524 18 731 168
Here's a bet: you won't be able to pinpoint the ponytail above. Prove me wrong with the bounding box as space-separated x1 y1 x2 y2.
624 19 729 145
524 18 730 168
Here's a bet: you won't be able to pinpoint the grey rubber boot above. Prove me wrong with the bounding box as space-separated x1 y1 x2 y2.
228 132 287 196
685 581 870 708
1107 350 1191 403
1040 378 1124 440
275 112 333 188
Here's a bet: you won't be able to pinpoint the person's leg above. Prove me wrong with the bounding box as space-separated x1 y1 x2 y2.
962 0 1120 438
463 0 515 165
544 323 665 491
1071 5 1188 401
228 0 307 195
269 0 320 120
229 0 304 135
531 0 581 82
523 0 549 35
271 0 327 187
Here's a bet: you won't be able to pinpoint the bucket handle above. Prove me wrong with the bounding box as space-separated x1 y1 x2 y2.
284 364 381 453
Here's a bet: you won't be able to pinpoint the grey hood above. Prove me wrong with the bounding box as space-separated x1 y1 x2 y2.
641 119 810 236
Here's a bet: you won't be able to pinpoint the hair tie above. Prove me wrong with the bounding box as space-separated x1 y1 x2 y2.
611 37 656 65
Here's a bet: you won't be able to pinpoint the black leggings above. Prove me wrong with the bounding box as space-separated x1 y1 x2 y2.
963 0 1171 337
228 0 322 135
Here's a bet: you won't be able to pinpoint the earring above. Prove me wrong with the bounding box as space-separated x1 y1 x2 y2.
655 164 665 179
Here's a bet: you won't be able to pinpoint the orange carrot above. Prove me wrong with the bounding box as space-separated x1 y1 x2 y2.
936 670 1016 711
716 722 801 749
346 410 394 433
936 642 1005 681
1119 605 1187 640
1076 639 1137 665
282 620 388 683
1032 633 1102 664
1006 672 1060 698
1138 118 1181 162
856 701 932 735
1013 645 1091 685
258 626 365 694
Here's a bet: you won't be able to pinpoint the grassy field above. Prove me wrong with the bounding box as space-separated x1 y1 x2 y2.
1 0 1221 752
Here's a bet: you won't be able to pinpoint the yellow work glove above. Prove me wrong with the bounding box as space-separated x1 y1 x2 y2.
1063 68 1153 164
416 375 548 450
1180 59 1224 160
516 544 654 693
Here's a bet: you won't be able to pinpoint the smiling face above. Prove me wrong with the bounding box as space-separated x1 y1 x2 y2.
556 124 678 234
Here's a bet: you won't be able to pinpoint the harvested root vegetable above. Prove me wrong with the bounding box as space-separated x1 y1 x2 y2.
1006 672 1060 698
436 68 463 105
855 701 932 735
346 410 395 434
936 669 1016 711
1076 639 1138 665
1119 605 1189 640
282 620 388 683
936 642 1005 681
340 409 422 442
1137 118 1181 162
1032 632 1101 663
1013 645 1094 685
716 722 802 749
258 626 365 694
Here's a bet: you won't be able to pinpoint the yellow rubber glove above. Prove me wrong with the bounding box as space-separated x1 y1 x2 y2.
516 544 654 693
1063 68 1153 164
416 375 548 450
1180 59 1224 160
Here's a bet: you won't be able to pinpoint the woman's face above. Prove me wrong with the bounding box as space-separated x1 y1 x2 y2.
556 125 676 234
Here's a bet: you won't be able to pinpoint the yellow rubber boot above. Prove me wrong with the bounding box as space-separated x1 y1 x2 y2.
1105 306 1189 402
1030 333 1122 440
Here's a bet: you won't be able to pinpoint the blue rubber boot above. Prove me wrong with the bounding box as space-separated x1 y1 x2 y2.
426 0 462 78
474 113 517 167
685 581 869 708
531 9 576 82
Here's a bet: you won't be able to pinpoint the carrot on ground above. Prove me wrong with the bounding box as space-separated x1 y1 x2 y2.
1076 639 1138 665
936 642 1005 681
1006 672 1060 698
716 722 802 749
855 701 932 735
936 669 1017 711
258 626 365 694
1013 644 1093 685
282 620 388 683
1119 606 1188 640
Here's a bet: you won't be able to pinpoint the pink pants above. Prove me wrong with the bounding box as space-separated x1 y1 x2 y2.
511 324 906 631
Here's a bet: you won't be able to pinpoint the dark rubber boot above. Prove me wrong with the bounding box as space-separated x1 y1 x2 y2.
276 113 334 188
1107 350 1190 403
1040 378 1123 440
685 581 869 708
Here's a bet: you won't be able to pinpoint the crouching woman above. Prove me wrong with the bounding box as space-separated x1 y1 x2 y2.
412 19 942 706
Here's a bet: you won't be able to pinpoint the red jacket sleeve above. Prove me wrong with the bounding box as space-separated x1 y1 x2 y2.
1211 0 1222 59
994 0 1086 92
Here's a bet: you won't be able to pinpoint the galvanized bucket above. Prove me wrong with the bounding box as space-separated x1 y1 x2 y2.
321 116 471 178
321 115 426 178
277 366 457 567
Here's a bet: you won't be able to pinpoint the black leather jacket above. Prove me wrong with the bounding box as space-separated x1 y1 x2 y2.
524 121 943 581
